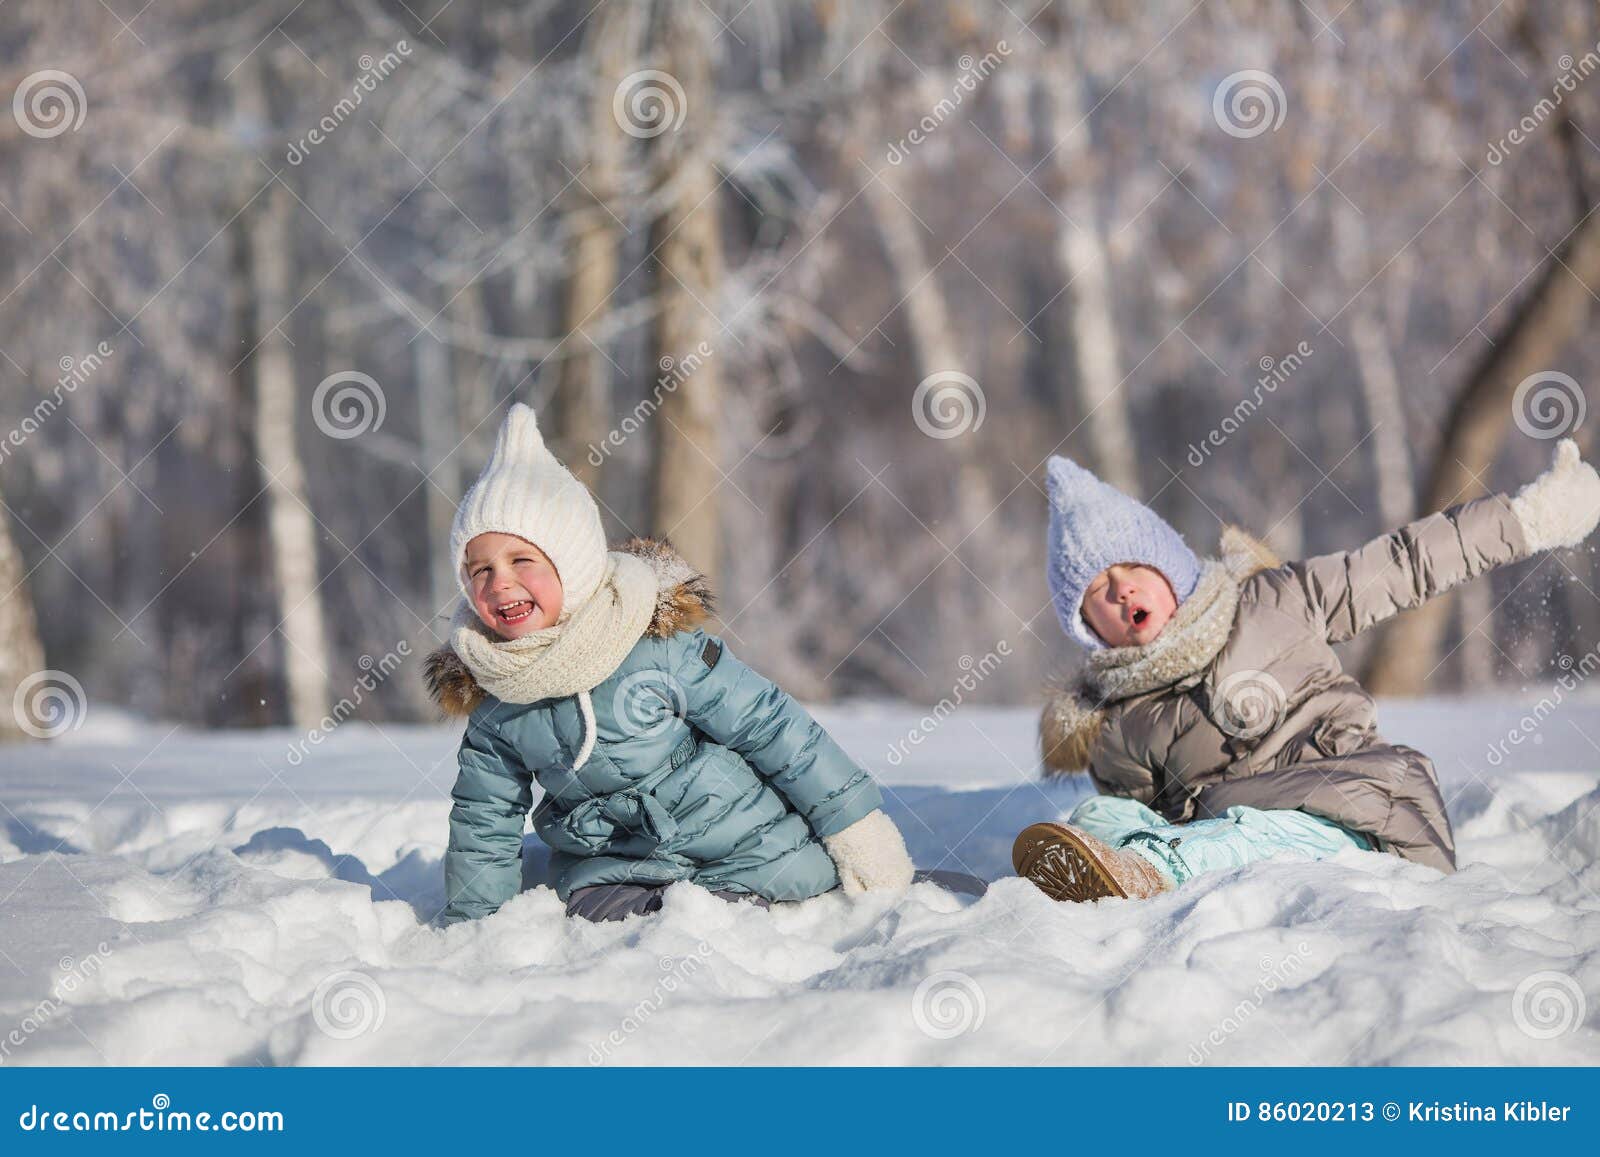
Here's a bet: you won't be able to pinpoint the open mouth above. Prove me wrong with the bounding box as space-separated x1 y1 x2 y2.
494 600 536 625
1131 608 1149 627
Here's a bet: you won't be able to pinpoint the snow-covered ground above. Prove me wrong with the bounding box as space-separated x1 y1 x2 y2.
0 698 1596 1065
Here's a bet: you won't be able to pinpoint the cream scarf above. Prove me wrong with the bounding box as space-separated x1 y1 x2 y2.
1084 559 1242 703
449 551 660 705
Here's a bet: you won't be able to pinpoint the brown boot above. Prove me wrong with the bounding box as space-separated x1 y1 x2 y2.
1013 822 1173 902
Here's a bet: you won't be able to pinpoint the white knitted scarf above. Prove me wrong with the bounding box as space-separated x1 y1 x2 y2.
448 551 660 705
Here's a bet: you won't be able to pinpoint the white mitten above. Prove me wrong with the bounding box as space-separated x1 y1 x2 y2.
823 809 915 894
1510 438 1600 552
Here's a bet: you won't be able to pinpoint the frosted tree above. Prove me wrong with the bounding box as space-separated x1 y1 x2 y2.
647 2 727 588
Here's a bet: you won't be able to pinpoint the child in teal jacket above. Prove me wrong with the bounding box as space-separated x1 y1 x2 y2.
429 404 914 924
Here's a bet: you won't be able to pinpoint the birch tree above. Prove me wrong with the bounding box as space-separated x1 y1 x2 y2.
649 3 725 587
237 59 331 729
1040 37 1140 497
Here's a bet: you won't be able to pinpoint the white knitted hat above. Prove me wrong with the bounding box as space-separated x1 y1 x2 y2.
450 403 608 611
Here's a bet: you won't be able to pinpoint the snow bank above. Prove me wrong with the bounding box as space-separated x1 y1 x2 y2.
0 700 1595 1065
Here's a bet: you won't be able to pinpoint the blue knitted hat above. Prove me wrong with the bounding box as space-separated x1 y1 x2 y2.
1045 456 1201 650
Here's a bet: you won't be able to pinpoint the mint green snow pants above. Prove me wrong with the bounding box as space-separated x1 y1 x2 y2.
1068 796 1374 885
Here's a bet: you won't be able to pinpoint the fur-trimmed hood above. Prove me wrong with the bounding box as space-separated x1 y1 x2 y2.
425 537 714 718
1039 524 1279 777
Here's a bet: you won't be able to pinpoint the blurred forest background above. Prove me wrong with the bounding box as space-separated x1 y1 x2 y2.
1 0 1599 737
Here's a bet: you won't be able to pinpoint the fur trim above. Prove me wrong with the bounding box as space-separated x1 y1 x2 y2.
1038 524 1279 778
1040 680 1105 778
424 537 713 717
424 646 487 718
620 535 717 636
1219 524 1280 576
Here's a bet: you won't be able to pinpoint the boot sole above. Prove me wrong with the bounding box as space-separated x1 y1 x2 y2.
1012 822 1127 902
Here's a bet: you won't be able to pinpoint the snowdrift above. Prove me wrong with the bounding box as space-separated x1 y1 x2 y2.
0 700 1595 1065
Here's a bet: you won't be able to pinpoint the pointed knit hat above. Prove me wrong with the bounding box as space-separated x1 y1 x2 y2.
450 404 609 611
1045 455 1201 650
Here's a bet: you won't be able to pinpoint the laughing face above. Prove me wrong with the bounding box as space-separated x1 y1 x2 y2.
1080 563 1178 648
464 532 564 639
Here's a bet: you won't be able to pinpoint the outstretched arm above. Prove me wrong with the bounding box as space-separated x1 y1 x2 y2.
1282 439 1599 645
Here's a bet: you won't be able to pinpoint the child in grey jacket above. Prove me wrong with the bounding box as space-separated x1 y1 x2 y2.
1016 440 1600 902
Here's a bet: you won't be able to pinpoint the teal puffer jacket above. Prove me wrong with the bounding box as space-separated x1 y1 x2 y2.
428 541 881 923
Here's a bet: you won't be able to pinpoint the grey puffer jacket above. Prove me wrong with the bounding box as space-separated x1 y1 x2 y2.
1041 496 1533 874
